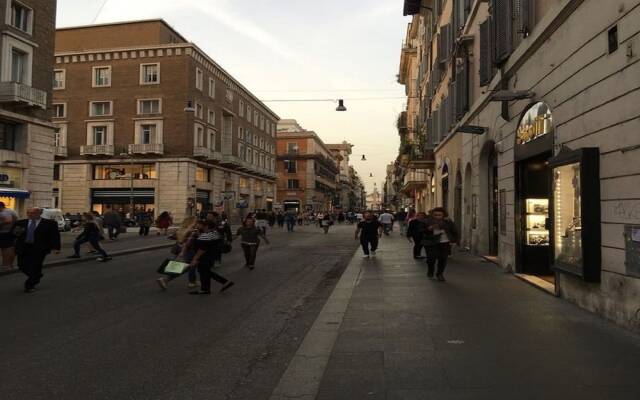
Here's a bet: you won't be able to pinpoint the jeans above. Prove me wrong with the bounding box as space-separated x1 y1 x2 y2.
139 225 150 236
286 221 295 232
74 235 108 258
399 221 407 235
426 242 451 276
241 243 259 266
360 236 379 255
107 225 120 239
411 235 423 258
382 223 392 235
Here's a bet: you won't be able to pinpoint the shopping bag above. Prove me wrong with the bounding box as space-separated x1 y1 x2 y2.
157 259 189 275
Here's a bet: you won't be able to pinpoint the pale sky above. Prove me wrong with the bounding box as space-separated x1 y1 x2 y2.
56 0 409 193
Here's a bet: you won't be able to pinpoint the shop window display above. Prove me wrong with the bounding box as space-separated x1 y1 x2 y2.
554 163 582 268
525 198 549 246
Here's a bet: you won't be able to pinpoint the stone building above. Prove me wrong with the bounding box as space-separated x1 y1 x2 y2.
276 119 338 212
0 0 57 215
400 0 640 332
326 141 356 210
52 19 278 222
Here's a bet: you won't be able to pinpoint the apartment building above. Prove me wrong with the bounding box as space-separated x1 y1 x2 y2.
326 141 357 210
0 0 57 214
276 119 338 212
401 0 640 332
52 20 278 222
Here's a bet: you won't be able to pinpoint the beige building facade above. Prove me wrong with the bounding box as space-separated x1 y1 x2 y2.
52 20 278 222
402 0 640 332
0 0 57 215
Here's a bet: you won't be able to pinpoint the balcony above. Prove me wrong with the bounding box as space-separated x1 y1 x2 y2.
54 146 68 158
208 151 222 162
0 82 47 109
220 154 243 168
129 143 164 155
193 146 211 158
80 144 115 156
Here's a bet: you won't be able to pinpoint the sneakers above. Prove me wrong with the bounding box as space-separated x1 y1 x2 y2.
156 277 168 290
362 254 370 258
97 257 112 262
220 281 235 292
67 254 81 259
187 282 198 288
371 251 377 257
436 274 446 282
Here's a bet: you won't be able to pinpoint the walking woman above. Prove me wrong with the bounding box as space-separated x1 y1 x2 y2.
406 211 427 259
189 220 234 295
68 213 111 262
321 214 332 234
156 211 173 236
234 217 269 270
423 207 459 281
156 217 199 290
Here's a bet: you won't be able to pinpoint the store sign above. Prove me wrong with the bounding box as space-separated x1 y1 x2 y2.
0 168 22 187
517 102 553 145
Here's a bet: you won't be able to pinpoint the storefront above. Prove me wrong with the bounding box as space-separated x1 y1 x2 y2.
196 190 211 214
283 200 301 212
0 168 28 213
514 102 555 285
91 188 155 216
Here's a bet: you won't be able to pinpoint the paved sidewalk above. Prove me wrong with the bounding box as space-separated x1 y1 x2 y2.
277 233 640 400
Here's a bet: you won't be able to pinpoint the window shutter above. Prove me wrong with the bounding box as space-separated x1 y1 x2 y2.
518 0 533 37
479 19 492 86
456 58 469 119
426 118 434 147
492 0 513 64
464 0 472 18
433 109 440 144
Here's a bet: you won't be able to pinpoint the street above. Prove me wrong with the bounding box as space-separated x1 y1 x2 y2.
0 224 358 400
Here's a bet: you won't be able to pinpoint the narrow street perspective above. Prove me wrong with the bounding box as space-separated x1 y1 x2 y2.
1 0 640 399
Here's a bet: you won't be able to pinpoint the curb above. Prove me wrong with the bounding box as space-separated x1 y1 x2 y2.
269 247 362 400
0 243 173 276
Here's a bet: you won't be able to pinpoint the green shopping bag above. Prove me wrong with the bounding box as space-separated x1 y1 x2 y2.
158 259 189 275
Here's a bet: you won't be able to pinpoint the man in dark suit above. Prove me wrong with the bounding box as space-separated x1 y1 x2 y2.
13 208 61 293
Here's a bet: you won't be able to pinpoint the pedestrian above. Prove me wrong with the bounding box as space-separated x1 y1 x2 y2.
255 209 268 235
321 214 332 234
234 216 270 270
68 213 111 262
267 211 276 228
103 207 123 240
423 207 459 281
189 220 234 295
157 216 199 290
378 210 395 235
276 211 285 228
395 209 408 235
13 208 61 293
285 211 296 232
354 212 383 258
406 212 427 259
136 209 152 236
206 211 232 267
156 211 173 235
0 201 18 271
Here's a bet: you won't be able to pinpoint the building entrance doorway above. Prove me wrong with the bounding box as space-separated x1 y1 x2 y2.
441 164 449 212
488 149 499 256
454 170 462 231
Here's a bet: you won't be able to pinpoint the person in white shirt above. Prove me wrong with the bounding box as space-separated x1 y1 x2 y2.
378 211 395 236
0 202 18 269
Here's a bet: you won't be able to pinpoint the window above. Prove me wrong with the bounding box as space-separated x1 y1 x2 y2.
287 143 299 154
208 109 216 126
246 148 252 163
93 126 107 145
284 160 297 173
238 143 245 159
10 1 32 33
239 100 245 117
238 127 243 139
196 167 210 182
10 48 27 83
140 124 157 144
92 66 111 87
93 164 156 180
138 99 161 114
208 78 215 98
53 69 65 90
254 111 259 126
194 124 205 147
246 105 252 122
195 102 203 119
208 129 216 151
0 122 17 151
140 63 159 84
53 103 66 118
53 164 60 181
260 115 265 130
195 68 204 90
90 101 112 116
287 179 300 189
54 124 67 147
245 129 252 143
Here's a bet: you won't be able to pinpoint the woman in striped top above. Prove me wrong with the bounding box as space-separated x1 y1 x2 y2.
189 220 234 295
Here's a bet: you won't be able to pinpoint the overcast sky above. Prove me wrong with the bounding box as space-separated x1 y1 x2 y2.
56 0 408 193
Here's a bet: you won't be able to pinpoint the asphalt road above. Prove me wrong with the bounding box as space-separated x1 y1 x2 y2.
0 224 359 400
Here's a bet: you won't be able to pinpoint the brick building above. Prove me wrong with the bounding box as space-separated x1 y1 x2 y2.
276 119 338 212
0 0 57 215
52 20 278 222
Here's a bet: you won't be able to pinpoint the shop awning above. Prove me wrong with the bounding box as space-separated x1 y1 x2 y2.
0 188 31 199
